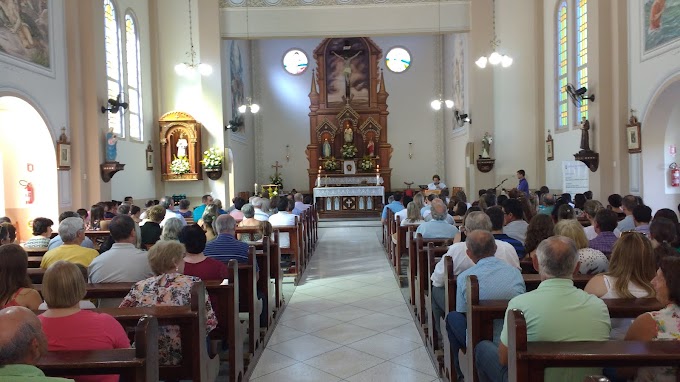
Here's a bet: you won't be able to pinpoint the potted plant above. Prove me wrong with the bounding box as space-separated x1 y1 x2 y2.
201 147 224 180
358 156 374 172
170 156 190 174
341 143 358 159
323 157 338 171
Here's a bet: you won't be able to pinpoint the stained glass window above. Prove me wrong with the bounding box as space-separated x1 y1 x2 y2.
104 0 123 137
283 49 308 75
556 2 568 131
576 0 588 122
385 47 411 73
125 13 143 141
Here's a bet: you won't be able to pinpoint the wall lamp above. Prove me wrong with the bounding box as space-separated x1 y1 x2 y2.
455 110 472 127
101 94 128 114
225 116 243 132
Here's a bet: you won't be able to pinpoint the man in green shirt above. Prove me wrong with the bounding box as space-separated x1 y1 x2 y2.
474 236 611 382
0 306 73 381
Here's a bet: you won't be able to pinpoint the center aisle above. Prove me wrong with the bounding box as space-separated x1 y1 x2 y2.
250 221 441 382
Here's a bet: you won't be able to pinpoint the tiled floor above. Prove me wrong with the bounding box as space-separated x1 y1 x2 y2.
250 221 441 382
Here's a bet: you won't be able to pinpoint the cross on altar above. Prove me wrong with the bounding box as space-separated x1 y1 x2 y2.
271 161 283 177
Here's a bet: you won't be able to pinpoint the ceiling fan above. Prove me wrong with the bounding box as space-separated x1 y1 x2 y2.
565 84 595 107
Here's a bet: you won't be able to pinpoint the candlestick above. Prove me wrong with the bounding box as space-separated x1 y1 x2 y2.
254 183 258 194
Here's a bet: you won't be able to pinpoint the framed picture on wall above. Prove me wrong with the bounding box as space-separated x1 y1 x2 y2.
546 131 554 161
627 116 642 154
146 141 154 170
57 143 71 170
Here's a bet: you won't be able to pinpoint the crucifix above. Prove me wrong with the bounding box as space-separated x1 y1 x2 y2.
271 161 283 178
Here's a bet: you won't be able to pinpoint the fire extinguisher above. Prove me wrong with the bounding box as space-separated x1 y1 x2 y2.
671 163 680 187
19 180 34 204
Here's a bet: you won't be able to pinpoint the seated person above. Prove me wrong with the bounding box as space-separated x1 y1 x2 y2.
624 256 680 380
292 193 310 216
381 193 404 223
48 212 95 250
475 236 611 382
445 231 525 381
198 204 219 242
538 193 556 215
487 206 525 258
140 205 165 248
617 195 639 232
40 217 98 269
502 198 529 244
583 200 622 240
0 306 73 381
428 174 447 190
0 244 42 310
229 197 246 223
268 198 297 248
24 218 53 248
415 199 459 239
119 240 218 367
252 198 270 222
39 261 130 382
633 205 652 236
176 199 192 218
238 204 262 242
0 222 16 244
555 219 609 275
589 209 620 258
585 232 656 339
160 217 183 241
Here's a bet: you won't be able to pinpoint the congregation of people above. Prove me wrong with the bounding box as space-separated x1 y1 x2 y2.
382 171 680 382
0 190 312 381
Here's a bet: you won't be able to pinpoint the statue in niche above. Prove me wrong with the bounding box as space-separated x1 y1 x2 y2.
481 132 493 158
176 134 188 157
579 117 591 151
106 128 118 162
332 50 362 100
366 137 375 157
343 121 353 143
322 138 331 158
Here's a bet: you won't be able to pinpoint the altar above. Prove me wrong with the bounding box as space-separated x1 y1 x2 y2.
313 186 384 217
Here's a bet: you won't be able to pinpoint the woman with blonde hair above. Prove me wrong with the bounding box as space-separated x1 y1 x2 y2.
554 219 609 274
585 232 656 339
397 202 425 248
39 261 130 382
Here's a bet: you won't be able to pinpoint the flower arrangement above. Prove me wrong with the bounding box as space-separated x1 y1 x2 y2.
359 156 374 171
170 156 190 174
341 143 358 159
201 147 223 169
270 174 283 189
323 157 338 171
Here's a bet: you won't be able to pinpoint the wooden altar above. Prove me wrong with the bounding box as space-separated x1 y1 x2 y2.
313 186 384 217
306 38 393 200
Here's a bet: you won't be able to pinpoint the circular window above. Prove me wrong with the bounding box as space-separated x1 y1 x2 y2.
385 47 411 73
283 49 309 75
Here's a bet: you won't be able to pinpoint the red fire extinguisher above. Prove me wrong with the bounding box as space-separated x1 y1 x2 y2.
19 180 34 204
671 163 680 187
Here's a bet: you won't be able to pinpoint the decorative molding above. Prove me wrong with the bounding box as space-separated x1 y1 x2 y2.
252 40 265 185
221 0 461 7
316 118 339 143
358 117 382 141
434 35 445 177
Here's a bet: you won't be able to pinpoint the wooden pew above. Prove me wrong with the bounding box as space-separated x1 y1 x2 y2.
413 234 451 326
238 247 261 358
424 242 451 351
465 276 664 382
507 309 680 382
24 247 48 257
310 204 318 246
29 268 45 284
37 316 159 382
393 221 420 285
28 255 42 268
275 224 303 283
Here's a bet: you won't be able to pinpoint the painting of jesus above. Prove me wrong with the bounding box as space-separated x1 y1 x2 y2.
325 38 370 107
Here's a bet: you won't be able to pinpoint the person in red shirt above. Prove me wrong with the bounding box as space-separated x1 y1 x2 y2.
38 261 130 382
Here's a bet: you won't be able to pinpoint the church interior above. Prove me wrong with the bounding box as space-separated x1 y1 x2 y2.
1 0 680 380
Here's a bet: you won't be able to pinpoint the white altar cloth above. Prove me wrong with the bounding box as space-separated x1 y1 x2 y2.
313 186 385 203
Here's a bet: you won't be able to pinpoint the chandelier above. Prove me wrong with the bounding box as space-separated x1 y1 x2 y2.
475 0 513 69
430 95 454 111
238 97 260 114
238 2 260 114
174 0 212 77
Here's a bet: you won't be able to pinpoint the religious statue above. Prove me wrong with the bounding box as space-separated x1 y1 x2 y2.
176 135 188 158
481 132 493 158
343 121 353 143
105 128 118 162
322 138 331 158
579 117 590 151
367 137 375 157
332 50 362 100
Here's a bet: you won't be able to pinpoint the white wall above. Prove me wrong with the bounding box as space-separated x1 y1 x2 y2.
254 36 440 192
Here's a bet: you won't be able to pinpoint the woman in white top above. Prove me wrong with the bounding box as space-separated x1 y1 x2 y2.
554 219 609 275
584 232 656 340
394 202 424 248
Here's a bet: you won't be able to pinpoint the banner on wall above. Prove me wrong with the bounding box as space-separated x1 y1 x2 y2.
562 161 589 196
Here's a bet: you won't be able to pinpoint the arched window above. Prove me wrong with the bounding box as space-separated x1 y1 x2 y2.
104 0 124 137
556 2 568 131
125 13 143 141
575 0 588 122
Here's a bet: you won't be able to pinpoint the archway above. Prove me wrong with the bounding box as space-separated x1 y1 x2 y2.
641 74 680 211
0 96 59 242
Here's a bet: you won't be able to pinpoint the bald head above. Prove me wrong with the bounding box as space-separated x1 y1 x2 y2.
0 307 47 366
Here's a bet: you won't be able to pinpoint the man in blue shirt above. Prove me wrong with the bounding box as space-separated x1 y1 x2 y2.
381 192 404 223
192 194 214 222
516 169 529 198
445 230 525 381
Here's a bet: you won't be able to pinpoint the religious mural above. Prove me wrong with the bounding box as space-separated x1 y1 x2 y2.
451 33 466 129
325 38 370 107
0 0 49 69
644 0 680 55
230 40 245 124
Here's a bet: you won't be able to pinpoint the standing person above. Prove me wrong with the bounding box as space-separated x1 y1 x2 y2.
516 169 530 198
427 175 447 191
192 194 214 222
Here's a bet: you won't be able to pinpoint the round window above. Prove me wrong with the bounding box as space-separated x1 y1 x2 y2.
385 47 411 73
283 49 309 75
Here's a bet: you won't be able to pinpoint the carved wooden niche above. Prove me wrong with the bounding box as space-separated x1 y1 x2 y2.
159 111 203 181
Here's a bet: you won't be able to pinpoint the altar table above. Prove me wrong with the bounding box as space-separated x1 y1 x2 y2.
313 186 384 217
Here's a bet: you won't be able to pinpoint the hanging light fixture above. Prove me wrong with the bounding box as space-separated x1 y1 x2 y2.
430 0 453 111
175 0 212 77
476 0 513 69
238 1 260 114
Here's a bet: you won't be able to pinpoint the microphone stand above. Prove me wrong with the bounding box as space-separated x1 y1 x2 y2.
494 178 509 194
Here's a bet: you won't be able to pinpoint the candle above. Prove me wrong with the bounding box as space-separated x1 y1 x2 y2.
254 183 258 194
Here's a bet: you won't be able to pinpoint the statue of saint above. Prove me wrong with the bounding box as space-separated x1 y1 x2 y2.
481 132 493 158
367 138 375 157
322 138 331 158
332 50 362 99
177 135 188 158
105 128 118 162
579 117 590 151
343 122 353 143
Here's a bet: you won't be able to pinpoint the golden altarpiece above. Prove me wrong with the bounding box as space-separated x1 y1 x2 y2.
159 111 203 181
306 38 393 216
